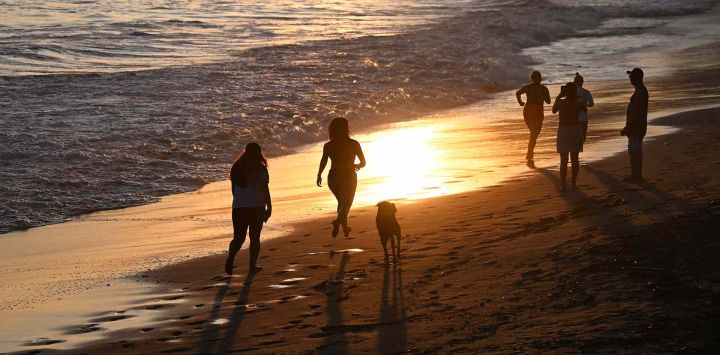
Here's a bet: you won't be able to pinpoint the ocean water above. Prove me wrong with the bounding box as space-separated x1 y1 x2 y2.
0 0 717 233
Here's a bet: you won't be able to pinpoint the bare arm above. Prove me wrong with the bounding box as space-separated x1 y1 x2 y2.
543 86 551 104
317 144 329 187
262 183 272 222
515 86 526 106
355 142 366 171
552 96 561 114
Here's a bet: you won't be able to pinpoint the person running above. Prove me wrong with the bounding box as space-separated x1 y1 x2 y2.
516 70 551 168
317 117 366 238
621 67 649 183
552 82 584 191
225 142 272 275
574 72 594 142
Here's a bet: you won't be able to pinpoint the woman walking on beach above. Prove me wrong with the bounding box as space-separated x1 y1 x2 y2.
317 117 366 238
552 82 584 191
516 70 551 168
225 142 272 275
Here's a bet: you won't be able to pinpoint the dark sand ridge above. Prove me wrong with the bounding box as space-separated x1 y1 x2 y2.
54 103 720 354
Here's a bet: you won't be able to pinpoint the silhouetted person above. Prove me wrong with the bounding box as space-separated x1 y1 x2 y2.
317 117 366 238
225 142 271 275
621 68 648 183
516 70 551 168
552 82 583 191
574 72 594 142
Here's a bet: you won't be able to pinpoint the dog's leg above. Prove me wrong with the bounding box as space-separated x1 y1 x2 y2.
390 234 397 263
396 230 401 261
381 236 389 264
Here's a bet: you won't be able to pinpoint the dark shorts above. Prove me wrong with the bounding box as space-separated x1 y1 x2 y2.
523 104 544 132
232 207 264 239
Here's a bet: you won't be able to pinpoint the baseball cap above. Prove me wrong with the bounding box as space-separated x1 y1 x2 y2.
626 67 644 78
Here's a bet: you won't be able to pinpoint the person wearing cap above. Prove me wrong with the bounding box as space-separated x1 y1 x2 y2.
574 73 594 142
516 70 551 168
621 68 648 183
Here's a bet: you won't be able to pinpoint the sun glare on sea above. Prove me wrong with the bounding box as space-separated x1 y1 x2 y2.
357 124 446 203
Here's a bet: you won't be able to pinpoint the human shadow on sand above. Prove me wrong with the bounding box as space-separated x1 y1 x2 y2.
537 166 720 351
197 272 255 354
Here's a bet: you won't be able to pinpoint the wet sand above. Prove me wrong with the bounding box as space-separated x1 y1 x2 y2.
54 105 720 354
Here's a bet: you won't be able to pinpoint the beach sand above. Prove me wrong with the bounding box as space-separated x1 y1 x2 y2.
61 105 720 354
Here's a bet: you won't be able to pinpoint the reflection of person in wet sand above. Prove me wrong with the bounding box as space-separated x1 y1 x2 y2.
552 83 584 191
516 70 551 168
225 142 272 275
317 117 366 238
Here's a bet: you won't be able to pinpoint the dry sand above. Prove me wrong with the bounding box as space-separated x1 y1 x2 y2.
59 106 720 354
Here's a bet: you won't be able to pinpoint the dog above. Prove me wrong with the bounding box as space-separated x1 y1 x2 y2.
376 201 401 263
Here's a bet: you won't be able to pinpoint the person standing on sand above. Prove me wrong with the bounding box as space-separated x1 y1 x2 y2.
225 142 272 275
574 72 594 142
621 67 649 183
317 117 366 238
516 71 551 168
552 82 584 191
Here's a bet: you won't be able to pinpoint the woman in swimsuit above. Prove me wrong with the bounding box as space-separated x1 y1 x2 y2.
316 117 366 238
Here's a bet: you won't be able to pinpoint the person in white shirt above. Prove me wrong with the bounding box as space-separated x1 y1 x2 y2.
574 72 594 142
225 142 272 275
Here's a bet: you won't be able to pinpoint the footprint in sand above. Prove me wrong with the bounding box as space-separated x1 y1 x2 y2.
138 303 174 310
274 268 297 275
63 323 103 335
23 338 66 346
270 277 307 288
90 313 135 323
252 332 276 338
308 264 329 270
209 318 229 325
162 294 185 301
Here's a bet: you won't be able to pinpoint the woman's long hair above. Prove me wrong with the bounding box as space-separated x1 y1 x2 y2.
230 142 267 187
564 82 578 102
328 117 350 140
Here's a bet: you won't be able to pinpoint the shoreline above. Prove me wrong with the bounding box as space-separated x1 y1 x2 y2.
72 105 720 353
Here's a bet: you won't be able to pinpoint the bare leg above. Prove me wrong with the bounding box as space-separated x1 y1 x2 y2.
328 173 342 238
382 238 389 264
226 209 248 275
340 173 357 236
571 152 580 188
248 215 263 273
560 152 569 191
